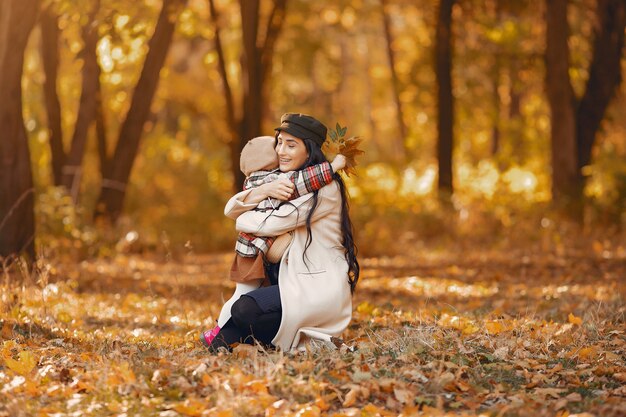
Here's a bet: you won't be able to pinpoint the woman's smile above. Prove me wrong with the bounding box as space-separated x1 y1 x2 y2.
276 132 309 172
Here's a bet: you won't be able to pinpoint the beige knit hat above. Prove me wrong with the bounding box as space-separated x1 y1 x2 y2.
240 136 279 176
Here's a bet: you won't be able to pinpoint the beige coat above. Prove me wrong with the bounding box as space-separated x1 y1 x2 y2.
224 181 352 351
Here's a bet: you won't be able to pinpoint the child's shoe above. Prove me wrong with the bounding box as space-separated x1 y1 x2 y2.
200 326 221 347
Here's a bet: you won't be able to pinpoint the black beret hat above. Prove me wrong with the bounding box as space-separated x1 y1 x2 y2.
275 113 328 147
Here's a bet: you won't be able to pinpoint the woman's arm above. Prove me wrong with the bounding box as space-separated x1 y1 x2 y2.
235 182 339 236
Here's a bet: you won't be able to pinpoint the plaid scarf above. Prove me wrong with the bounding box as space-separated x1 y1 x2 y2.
236 233 275 257
235 162 334 257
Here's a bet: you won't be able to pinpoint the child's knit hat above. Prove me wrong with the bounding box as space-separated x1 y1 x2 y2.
240 136 279 176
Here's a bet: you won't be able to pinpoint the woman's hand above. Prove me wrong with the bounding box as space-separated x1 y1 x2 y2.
260 179 295 201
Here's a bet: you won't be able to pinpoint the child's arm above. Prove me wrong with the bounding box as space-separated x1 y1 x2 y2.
282 155 346 199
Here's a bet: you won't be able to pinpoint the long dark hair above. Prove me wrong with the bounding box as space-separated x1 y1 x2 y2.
275 133 360 294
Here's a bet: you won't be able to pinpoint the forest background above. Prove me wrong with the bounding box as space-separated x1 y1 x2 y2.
1 0 624 258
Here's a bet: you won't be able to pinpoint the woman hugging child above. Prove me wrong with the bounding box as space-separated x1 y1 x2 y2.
201 135 346 346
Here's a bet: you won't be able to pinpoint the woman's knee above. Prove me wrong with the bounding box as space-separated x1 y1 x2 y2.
230 296 263 329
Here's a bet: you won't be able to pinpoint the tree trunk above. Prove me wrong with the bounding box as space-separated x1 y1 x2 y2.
94 0 188 223
545 0 578 207
435 0 455 198
61 1 101 203
208 0 242 192
259 0 287 129
239 0 263 189
40 7 65 186
0 0 40 260
509 61 521 120
545 0 625 215
213 0 287 191
363 43 385 161
490 1 503 158
381 0 408 163
575 0 626 186
95 73 111 179
491 53 501 157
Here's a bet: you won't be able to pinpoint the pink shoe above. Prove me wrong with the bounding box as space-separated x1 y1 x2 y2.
200 326 221 347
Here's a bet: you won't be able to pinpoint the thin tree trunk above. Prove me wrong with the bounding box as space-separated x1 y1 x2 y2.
94 0 188 223
95 73 110 179
509 61 521 120
0 0 40 260
208 0 241 191
234 0 287 190
40 7 65 186
491 53 501 157
61 1 101 203
545 0 578 206
381 0 408 163
259 0 287 128
575 0 626 186
435 0 455 198
206 0 287 191
363 40 385 161
490 1 503 158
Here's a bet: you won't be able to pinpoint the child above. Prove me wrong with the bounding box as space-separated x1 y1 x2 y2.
201 136 346 346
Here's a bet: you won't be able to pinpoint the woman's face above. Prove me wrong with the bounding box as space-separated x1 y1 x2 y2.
276 132 309 172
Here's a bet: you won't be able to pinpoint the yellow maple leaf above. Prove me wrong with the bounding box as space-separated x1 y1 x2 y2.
363 404 395 417
322 123 364 177
437 314 479 335
568 313 582 326
485 321 505 335
338 136 364 177
108 361 136 385
356 301 375 315
3 350 37 375
314 396 331 412
485 320 514 335
461 323 480 335
578 346 599 361
173 399 206 417
322 140 341 160
244 380 269 395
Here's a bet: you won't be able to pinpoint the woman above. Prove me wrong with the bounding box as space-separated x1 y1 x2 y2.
204 113 359 352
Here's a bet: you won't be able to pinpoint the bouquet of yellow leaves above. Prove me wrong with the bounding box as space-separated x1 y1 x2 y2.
322 123 364 177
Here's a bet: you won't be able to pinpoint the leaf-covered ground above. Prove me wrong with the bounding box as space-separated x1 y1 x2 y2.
1 238 624 417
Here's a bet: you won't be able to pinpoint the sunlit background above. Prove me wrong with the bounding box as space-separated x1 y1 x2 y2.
16 0 626 256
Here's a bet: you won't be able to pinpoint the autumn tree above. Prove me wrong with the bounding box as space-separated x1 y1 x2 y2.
435 0 456 199
575 0 625 192
40 1 101 202
208 0 287 190
40 7 64 186
0 0 41 259
380 0 409 164
545 0 578 206
93 0 188 223
545 0 626 210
